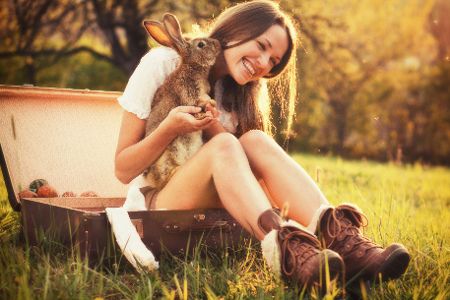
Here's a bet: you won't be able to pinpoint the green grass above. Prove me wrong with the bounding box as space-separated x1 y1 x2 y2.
1 154 449 299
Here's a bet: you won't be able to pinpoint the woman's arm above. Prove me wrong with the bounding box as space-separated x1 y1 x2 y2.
114 111 176 184
202 102 227 140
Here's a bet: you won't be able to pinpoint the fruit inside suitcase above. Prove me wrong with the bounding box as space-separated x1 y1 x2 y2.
0 85 251 269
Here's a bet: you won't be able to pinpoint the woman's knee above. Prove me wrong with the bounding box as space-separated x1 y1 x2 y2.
239 129 272 151
206 132 244 158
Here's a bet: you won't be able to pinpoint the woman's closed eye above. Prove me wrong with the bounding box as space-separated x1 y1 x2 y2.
257 41 277 67
257 40 266 51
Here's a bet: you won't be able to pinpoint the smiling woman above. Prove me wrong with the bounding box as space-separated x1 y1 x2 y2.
114 0 410 293
207 1 297 136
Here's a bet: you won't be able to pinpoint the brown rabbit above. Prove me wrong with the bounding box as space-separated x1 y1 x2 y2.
142 13 221 190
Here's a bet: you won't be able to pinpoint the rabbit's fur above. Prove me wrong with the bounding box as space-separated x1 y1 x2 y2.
142 13 221 190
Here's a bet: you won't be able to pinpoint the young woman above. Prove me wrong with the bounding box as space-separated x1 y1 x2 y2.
114 0 410 289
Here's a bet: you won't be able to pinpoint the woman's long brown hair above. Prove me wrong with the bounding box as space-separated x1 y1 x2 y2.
208 0 299 138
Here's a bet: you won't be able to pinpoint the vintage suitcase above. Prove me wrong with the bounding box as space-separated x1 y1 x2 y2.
0 84 250 261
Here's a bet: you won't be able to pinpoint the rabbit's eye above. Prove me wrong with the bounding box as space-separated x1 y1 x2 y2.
197 41 205 49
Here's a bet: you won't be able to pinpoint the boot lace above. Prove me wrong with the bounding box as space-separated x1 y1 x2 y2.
325 205 381 259
279 227 320 276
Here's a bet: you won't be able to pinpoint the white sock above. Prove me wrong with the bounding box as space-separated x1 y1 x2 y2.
105 207 158 272
261 229 281 276
122 185 146 211
306 203 333 234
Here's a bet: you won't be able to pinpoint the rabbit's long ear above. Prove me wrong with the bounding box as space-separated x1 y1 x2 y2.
143 20 175 48
162 14 186 51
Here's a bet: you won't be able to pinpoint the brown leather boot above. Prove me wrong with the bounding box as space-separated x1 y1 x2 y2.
259 209 344 289
316 204 410 283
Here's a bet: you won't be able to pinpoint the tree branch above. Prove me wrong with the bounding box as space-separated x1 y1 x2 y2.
0 46 115 65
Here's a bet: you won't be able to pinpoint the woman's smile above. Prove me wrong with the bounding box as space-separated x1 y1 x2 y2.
242 57 256 78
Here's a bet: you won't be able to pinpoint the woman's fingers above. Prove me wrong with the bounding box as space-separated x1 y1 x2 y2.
204 111 213 118
205 103 221 118
176 106 202 114
193 116 213 129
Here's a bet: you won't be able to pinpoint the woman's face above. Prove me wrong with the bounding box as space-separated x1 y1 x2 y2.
224 24 289 85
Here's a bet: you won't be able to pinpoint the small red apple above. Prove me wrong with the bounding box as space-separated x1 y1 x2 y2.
37 185 58 198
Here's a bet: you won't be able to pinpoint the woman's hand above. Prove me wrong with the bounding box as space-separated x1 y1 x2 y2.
204 102 221 118
161 106 215 136
202 103 227 139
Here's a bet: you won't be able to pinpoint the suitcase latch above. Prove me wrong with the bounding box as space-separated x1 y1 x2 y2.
164 223 181 233
194 214 206 222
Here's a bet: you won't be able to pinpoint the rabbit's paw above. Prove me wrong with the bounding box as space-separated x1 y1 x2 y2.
195 98 217 119
197 97 216 109
207 99 217 107
194 111 209 119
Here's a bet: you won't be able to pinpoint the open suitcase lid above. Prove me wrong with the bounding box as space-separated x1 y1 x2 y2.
0 85 129 211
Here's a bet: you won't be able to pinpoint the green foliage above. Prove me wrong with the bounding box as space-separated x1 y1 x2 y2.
289 0 449 164
38 52 127 91
0 57 27 84
1 155 449 299
0 52 127 91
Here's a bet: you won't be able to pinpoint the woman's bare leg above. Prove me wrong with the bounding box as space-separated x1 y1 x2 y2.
155 133 272 240
155 131 347 287
239 130 329 226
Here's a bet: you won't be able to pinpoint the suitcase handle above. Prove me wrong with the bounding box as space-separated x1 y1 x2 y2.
163 220 233 233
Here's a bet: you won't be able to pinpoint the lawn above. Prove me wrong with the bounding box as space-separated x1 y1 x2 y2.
0 154 449 299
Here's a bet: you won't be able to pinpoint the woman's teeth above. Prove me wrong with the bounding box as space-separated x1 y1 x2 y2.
242 58 255 76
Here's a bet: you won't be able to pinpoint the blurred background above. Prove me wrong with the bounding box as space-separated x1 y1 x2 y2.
0 0 449 165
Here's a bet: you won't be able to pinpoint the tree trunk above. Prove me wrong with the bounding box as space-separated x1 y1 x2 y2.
24 56 36 85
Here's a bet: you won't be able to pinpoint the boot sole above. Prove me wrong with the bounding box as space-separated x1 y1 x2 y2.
376 246 410 281
312 252 345 294
328 255 345 281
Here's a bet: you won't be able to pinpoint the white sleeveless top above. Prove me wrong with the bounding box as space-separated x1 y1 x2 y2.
117 46 239 133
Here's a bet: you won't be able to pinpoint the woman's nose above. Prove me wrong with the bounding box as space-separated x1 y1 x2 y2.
256 53 271 71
